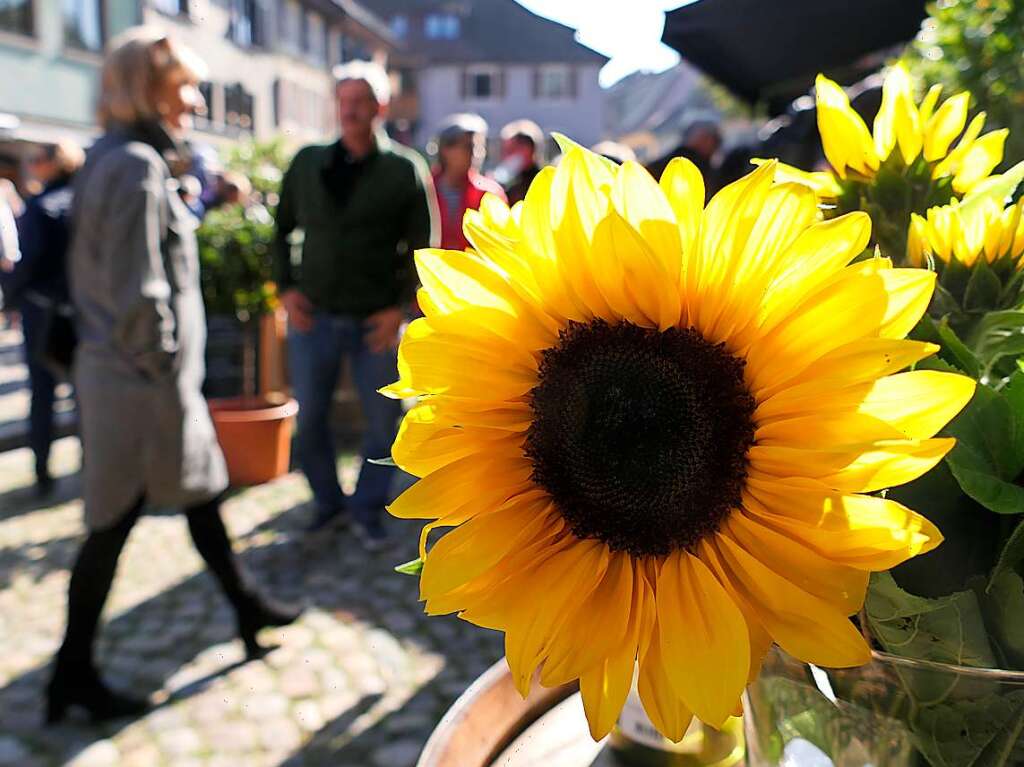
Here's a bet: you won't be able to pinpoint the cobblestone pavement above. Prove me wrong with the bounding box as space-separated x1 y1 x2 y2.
0 437 505 766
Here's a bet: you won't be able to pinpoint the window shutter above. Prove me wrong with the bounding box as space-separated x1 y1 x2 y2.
460 67 467 99
497 68 505 99
569 67 577 99
532 67 540 99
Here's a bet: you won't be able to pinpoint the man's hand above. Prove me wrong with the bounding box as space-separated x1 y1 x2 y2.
364 307 404 354
281 289 314 333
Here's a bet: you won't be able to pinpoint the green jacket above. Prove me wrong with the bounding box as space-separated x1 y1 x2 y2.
273 134 437 316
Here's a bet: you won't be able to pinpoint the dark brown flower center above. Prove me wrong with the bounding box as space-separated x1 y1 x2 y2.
525 319 756 557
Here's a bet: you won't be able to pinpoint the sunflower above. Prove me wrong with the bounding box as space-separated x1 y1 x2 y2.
908 197 1024 269
814 63 1007 195
385 139 975 742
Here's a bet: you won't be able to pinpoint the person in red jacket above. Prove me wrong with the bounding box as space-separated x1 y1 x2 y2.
431 114 507 251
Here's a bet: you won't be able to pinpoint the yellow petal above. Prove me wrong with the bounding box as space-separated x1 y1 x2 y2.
387 451 532 520
873 63 921 164
388 318 537 401
658 155 704 259
710 182 819 344
693 162 776 338
656 551 749 727
756 370 975 440
953 129 1009 194
590 209 683 330
749 438 956 494
917 84 943 125
757 338 939 404
392 402 522 477
541 552 634 688
489 541 610 696
753 158 843 198
419 491 553 601
612 161 683 284
757 212 872 335
816 74 879 177
924 91 969 162
724 512 869 616
638 617 694 742
746 474 943 570
933 112 986 180
579 563 652 740
704 535 872 668
747 265 936 395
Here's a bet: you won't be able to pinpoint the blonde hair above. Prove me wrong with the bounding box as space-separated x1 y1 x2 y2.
98 26 207 129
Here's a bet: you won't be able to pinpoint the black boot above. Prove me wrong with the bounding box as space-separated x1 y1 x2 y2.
186 500 304 659
45 658 149 725
236 594 305 659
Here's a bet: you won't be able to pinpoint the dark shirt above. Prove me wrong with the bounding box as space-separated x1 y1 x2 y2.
273 134 437 317
4 176 74 307
504 162 541 207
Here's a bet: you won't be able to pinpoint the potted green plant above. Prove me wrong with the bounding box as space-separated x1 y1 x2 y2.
198 139 297 486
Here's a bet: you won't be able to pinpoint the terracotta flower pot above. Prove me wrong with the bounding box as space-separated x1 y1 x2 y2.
208 395 299 486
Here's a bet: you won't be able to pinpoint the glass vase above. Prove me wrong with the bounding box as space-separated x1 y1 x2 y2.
744 646 1024 767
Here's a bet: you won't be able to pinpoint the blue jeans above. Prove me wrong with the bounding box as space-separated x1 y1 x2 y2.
287 314 402 525
20 300 57 478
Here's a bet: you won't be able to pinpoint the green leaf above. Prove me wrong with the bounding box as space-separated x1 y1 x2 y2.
965 259 1004 312
992 520 1024 586
946 380 1024 481
911 692 1024 767
936 317 983 378
866 572 999 676
947 446 1024 515
980 569 1024 669
394 557 423 576
367 456 397 467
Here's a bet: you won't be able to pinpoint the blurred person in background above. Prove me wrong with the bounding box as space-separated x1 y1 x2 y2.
432 113 506 251
495 119 544 205
646 116 722 194
591 140 637 165
0 179 21 280
274 60 437 546
50 27 301 725
1 141 84 495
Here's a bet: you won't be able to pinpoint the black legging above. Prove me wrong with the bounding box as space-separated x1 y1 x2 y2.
58 495 251 667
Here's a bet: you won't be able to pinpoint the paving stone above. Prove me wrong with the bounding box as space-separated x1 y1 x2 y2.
66 740 120 767
240 692 290 721
292 700 325 733
0 438 504 765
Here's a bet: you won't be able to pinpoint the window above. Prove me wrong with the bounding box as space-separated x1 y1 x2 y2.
535 64 575 100
0 0 32 36
194 81 215 129
151 0 188 16
224 82 254 134
390 14 407 39
228 0 261 47
424 13 458 39
463 66 502 100
328 27 342 65
278 0 301 53
63 0 103 52
305 10 325 63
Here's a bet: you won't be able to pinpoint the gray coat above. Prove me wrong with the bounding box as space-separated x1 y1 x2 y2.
70 123 227 530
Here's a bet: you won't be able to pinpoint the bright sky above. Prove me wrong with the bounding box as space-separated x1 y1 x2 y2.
515 0 687 87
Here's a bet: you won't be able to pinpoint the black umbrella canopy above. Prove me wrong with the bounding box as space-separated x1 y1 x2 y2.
662 0 927 110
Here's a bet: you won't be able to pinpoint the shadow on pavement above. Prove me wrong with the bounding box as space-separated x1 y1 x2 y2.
0 463 502 766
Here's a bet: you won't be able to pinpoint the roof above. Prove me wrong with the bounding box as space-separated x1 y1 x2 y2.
362 0 608 64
